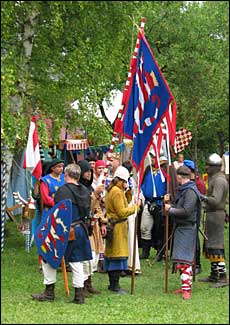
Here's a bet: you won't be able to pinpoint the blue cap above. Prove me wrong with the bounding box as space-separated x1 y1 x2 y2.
183 159 195 171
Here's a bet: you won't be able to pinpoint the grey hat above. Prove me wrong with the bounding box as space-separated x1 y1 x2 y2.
177 165 191 176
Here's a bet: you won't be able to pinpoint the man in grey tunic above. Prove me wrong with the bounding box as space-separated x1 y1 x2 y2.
198 153 229 288
164 165 201 300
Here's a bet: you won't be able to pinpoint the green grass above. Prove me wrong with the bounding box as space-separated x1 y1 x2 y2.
1 217 229 324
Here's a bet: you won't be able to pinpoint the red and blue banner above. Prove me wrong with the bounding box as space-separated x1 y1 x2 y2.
121 32 176 174
35 199 72 269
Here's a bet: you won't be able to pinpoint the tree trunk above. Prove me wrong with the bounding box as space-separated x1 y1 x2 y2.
217 131 225 156
5 7 40 200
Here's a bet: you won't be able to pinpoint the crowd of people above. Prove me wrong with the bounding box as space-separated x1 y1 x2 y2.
31 148 229 303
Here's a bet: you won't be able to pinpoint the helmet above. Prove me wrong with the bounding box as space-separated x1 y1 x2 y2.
183 159 195 171
114 166 130 182
206 153 222 166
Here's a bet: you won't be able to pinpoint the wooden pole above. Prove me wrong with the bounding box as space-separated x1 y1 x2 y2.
61 257 70 297
131 170 141 295
165 211 169 293
164 165 170 293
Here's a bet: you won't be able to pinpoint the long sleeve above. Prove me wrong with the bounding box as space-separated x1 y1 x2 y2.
40 182 54 207
110 190 136 219
169 190 197 221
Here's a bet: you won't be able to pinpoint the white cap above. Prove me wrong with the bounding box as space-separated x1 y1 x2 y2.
114 166 130 182
160 155 167 162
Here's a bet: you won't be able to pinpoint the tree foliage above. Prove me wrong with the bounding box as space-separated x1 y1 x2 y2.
1 1 229 165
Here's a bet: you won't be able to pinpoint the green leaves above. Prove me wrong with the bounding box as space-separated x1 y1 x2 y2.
1 1 229 157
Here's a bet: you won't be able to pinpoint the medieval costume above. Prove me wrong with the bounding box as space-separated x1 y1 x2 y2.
121 160 141 276
78 159 101 295
38 159 65 270
183 159 205 274
140 150 177 261
40 158 65 220
104 166 138 294
199 153 229 288
32 164 92 304
90 191 107 272
166 166 201 300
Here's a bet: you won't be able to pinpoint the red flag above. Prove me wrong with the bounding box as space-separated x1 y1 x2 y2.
23 116 42 179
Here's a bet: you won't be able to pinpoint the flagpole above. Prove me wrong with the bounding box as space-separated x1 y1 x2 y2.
131 170 141 295
165 196 169 292
164 164 170 293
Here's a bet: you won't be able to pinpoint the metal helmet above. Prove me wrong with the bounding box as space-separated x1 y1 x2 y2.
206 153 222 166
114 166 130 182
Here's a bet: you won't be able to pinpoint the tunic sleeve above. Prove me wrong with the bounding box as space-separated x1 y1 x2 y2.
207 178 227 208
40 182 54 207
111 190 136 218
169 189 197 220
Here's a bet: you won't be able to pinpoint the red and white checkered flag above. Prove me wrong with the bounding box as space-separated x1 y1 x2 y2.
174 128 192 153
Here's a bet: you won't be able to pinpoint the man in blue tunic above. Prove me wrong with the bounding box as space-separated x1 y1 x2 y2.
32 164 92 304
139 150 169 260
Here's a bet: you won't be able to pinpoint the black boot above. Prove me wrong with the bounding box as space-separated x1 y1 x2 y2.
198 262 218 283
140 239 151 259
212 262 229 288
212 274 229 288
31 283 55 301
83 280 93 298
72 288 85 304
85 275 101 294
108 271 114 291
110 271 127 295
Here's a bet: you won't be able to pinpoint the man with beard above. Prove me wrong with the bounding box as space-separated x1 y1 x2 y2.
198 153 229 288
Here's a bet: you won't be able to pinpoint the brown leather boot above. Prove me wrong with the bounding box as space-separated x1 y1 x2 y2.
85 275 101 294
72 288 85 304
31 283 55 301
83 281 93 298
